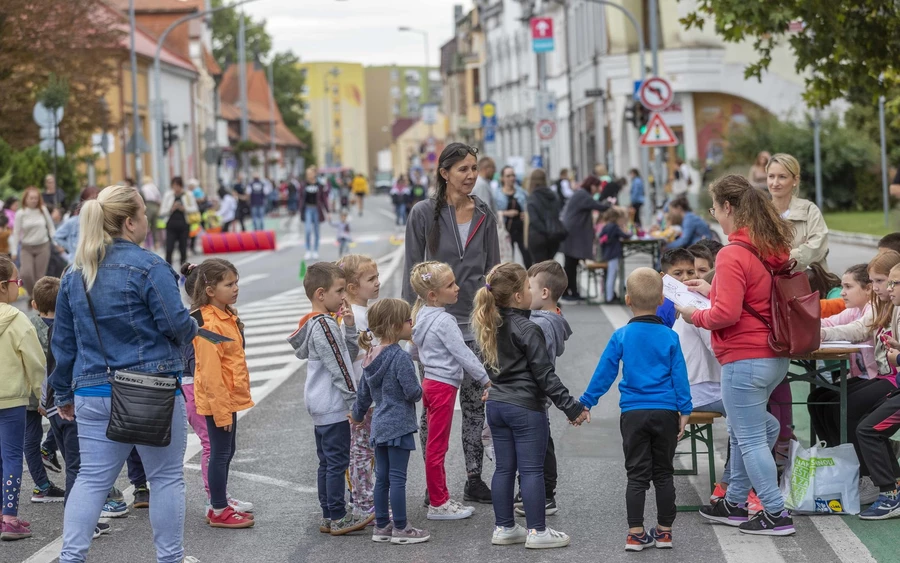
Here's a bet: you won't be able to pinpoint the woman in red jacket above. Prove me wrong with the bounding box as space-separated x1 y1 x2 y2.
677 174 796 537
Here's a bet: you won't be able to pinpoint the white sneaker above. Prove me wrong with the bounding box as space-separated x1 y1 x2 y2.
525 527 570 549
312 251 319 259
228 497 254 513
449 498 475 513
492 524 527 545
427 500 474 520
860 476 881 505
183 558 200 563
304 250 312 260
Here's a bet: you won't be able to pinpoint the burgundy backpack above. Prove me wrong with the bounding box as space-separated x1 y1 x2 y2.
731 241 821 356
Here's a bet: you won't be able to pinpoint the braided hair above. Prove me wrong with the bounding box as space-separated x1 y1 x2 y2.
427 142 479 256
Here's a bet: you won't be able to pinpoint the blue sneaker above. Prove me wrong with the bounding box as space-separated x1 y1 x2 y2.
859 490 900 520
101 499 129 518
625 530 655 551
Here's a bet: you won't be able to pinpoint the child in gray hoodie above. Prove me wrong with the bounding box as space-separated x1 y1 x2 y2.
409 261 491 521
287 262 374 535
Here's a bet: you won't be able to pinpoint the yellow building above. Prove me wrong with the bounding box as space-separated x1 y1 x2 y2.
299 62 369 174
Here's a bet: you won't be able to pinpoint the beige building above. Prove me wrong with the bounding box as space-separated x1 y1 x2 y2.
440 7 486 148
391 114 450 178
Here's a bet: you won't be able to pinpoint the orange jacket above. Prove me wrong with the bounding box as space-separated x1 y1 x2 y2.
193 305 254 427
820 297 846 319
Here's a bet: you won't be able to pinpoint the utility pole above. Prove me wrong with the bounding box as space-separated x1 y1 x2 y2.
538 52 550 173
268 60 277 179
813 109 823 210
648 0 663 210
238 9 250 179
880 92 890 228
129 0 143 180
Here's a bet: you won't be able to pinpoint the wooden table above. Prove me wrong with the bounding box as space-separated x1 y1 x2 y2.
788 347 856 444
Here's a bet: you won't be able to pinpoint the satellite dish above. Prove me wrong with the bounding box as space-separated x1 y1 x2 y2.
33 102 64 128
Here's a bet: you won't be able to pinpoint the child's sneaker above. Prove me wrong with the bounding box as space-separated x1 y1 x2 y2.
330 510 374 535
205 503 253 523
525 527 570 549
514 497 558 516
746 490 763 515
319 518 331 533
41 448 62 473
738 509 795 536
427 500 474 520
133 485 150 508
492 524 527 545
107 487 124 502
859 490 900 520
710 482 727 504
207 506 254 529
101 499 129 518
391 524 430 545
227 497 253 513
0 519 32 541
648 527 672 548
93 522 111 539
625 530 655 552
372 522 393 542
31 483 65 503
699 499 748 526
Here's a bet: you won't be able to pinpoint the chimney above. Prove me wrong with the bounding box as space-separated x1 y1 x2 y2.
454 4 463 25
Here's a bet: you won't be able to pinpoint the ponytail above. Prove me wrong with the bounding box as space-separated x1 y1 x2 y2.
471 262 528 373
358 329 375 352
74 185 143 291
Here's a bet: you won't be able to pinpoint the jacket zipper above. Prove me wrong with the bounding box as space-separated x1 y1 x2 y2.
449 204 485 259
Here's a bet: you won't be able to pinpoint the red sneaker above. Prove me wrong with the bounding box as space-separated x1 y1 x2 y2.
207 506 255 528
710 483 727 504
1 519 33 541
747 490 763 515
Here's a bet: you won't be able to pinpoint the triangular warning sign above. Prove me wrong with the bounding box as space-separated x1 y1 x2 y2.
640 113 678 147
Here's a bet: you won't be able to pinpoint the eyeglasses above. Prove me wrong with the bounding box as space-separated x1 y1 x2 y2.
708 207 716 217
5 278 22 287
888 280 900 291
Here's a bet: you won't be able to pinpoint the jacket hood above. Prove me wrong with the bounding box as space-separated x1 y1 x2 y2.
530 310 572 355
287 312 327 359
728 228 790 269
360 344 401 387
0 303 20 335
412 306 444 345
532 186 560 205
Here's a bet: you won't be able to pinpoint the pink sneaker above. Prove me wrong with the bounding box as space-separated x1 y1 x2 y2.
710 483 727 504
1 519 33 541
747 490 763 515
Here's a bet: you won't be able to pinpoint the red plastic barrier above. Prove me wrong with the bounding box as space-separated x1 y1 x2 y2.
201 230 277 254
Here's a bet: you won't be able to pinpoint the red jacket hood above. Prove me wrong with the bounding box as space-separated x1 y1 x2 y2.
727 228 790 271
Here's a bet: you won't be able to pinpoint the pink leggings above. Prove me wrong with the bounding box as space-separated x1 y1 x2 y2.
183 384 211 494
768 379 794 441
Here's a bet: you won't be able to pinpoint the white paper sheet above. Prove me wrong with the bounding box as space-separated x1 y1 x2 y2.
819 341 873 350
662 274 711 310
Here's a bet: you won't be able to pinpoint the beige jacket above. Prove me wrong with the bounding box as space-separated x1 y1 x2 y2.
0 303 46 409
786 197 829 272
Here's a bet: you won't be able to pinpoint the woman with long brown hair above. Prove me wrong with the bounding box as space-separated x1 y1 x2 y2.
676 174 797 536
526 168 565 263
11 186 57 298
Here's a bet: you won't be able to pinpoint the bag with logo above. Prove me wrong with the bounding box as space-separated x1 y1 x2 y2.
779 440 860 515
731 241 821 356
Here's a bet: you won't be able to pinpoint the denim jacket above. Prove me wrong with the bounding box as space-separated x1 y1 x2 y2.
50 239 198 406
493 186 528 216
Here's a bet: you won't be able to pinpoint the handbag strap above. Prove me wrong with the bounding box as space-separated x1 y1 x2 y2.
80 275 112 377
729 241 773 331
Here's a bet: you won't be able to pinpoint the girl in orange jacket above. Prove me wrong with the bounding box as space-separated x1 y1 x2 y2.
189 258 255 529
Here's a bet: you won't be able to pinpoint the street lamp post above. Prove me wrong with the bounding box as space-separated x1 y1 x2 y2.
399 26 435 140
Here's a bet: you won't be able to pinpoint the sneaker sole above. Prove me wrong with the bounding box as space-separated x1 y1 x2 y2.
462 495 493 504
655 540 672 548
133 502 150 509
100 511 128 518
1 532 33 541
391 535 430 545
331 513 375 535
859 507 900 520
625 543 654 552
209 520 255 529
739 526 796 536
372 534 392 543
319 526 331 533
426 509 474 520
698 510 746 527
525 538 571 549
31 497 64 503
492 535 527 545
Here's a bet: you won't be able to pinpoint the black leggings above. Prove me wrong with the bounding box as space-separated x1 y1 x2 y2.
563 255 580 298
207 414 237 509
508 229 533 268
165 222 189 266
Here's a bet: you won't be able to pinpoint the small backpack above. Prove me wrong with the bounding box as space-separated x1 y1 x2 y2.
731 241 821 356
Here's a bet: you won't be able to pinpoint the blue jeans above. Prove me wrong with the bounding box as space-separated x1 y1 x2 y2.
0 406 26 516
694 399 732 484
25 409 50 488
605 257 620 302
395 204 408 226
487 400 548 531
314 421 350 521
49 415 80 504
251 205 266 231
374 443 411 529
721 358 789 513
304 207 320 252
206 414 237 510
60 395 187 563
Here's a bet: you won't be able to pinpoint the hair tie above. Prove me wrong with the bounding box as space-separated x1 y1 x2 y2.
186 264 197 273
421 272 432 281
485 283 491 291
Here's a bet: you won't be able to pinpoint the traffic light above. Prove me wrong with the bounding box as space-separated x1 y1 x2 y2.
625 102 651 134
162 122 179 153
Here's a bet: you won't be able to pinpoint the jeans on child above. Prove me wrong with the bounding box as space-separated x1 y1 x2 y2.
374 442 411 530
349 409 375 512
49 415 80 504
60 395 187 563
206 414 237 510
24 409 50 488
315 420 351 521
605 257 620 302
304 207 320 252
721 358 789 513
0 406 26 516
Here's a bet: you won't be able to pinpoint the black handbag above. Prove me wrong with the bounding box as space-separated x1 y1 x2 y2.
82 277 179 447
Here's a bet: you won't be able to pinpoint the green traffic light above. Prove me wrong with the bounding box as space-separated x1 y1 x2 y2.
640 125 648 134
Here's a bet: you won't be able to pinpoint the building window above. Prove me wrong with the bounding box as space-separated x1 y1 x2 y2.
391 69 399 82
472 68 480 104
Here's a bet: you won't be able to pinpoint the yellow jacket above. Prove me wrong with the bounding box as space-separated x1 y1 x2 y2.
0 303 46 409
193 305 254 428
351 176 369 195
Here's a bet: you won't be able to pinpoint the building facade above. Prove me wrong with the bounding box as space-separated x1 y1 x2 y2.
441 7 487 150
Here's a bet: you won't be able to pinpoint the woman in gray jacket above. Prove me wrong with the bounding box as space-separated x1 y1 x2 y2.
559 176 610 301
402 143 500 504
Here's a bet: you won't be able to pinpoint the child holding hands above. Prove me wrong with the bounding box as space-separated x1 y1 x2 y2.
580 267 692 552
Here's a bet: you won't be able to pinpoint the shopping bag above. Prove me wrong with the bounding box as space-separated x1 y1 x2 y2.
779 440 860 515
497 223 512 263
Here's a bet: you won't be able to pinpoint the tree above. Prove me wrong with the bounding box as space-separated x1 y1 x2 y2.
271 51 315 166
682 1 900 108
210 0 272 68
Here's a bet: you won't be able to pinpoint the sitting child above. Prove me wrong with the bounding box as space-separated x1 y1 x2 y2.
656 248 697 327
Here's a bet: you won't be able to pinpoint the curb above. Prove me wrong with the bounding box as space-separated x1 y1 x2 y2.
828 230 881 248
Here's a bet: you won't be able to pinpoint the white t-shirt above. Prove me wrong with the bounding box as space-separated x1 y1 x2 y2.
673 317 722 408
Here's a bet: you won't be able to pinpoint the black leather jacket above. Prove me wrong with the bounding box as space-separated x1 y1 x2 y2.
486 308 584 421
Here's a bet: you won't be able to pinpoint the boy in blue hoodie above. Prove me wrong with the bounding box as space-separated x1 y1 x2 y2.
580 267 692 552
288 262 375 535
655 248 696 327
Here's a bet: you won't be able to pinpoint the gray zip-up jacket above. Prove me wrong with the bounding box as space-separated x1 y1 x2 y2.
412 305 489 388
402 195 501 340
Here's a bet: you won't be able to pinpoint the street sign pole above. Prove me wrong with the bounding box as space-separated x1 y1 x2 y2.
531 17 555 173
129 0 143 180
648 0 664 210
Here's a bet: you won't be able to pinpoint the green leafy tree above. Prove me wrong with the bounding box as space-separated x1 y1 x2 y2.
271 51 315 166
210 0 272 68
682 1 900 108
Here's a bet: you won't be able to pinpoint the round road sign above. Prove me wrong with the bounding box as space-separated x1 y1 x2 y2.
638 77 674 112
537 119 556 141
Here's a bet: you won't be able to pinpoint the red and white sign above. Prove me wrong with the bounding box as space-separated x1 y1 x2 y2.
536 119 556 141
638 77 674 112
530 17 553 39
639 113 678 147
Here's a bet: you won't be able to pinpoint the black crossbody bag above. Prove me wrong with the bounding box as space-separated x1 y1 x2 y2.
82 277 179 447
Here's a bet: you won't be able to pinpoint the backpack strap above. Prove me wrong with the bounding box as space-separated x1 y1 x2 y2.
729 241 773 330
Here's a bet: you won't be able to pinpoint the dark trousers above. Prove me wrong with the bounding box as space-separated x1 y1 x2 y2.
315 420 351 521
127 447 146 487
42 431 57 454
374 442 411 530
517 421 557 497
24 409 49 488
49 414 80 503
0 406 26 516
620 409 678 529
487 400 549 531
165 222 189 266
508 229 533 268
809 377 894 476
632 203 643 227
563 255 581 298
530 242 559 264
207 414 237 510
857 389 900 491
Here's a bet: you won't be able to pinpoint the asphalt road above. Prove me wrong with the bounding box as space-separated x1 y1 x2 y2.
5 198 891 562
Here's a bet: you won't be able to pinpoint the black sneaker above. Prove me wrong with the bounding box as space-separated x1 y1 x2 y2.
423 489 430 508
514 497 558 516
31 483 65 503
739 510 795 536
93 522 111 539
463 477 492 504
699 499 748 527
513 491 523 510
41 448 62 473
133 485 150 508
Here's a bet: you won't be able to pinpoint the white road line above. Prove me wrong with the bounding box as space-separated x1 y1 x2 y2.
244 334 295 347
239 304 311 316
808 515 877 563
247 355 296 370
243 323 299 338
184 464 317 494
244 343 294 357
239 311 309 323
236 273 268 287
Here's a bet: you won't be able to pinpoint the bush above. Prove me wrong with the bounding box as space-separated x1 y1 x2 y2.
0 136 83 202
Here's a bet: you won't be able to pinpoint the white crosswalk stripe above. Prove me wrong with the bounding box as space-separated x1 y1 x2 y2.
238 287 310 383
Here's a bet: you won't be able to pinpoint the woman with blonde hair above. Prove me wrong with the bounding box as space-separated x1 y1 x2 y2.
11 186 57 298
50 184 198 562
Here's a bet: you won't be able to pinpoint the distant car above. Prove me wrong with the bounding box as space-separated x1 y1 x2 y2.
374 171 392 194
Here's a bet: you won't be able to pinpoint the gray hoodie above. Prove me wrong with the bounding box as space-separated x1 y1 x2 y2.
530 310 572 368
288 313 360 426
412 305 489 388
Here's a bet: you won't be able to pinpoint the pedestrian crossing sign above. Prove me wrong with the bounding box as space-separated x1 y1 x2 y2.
639 113 678 147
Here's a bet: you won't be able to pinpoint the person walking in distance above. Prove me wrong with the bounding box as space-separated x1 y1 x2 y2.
473 157 497 216
11 186 57 299
248 175 269 231
301 166 329 260
494 166 532 268
526 170 566 264
140 176 162 249
160 177 199 267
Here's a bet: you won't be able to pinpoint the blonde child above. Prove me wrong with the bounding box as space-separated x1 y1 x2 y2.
472 263 586 550
341 254 381 518
0 255 45 540
190 258 255 529
410 261 490 520
351 298 429 544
